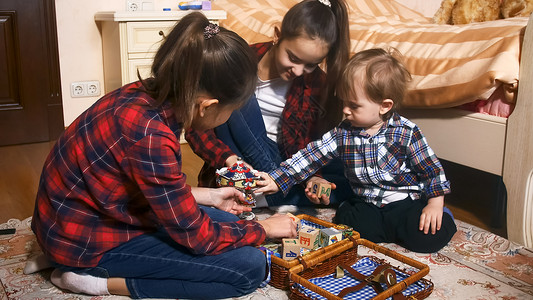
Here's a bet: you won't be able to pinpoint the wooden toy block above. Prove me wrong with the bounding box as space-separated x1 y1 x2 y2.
311 182 331 198
318 227 343 247
334 224 355 239
286 213 301 231
298 225 320 250
282 238 301 261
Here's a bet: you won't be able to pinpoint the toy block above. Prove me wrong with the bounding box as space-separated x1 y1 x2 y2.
282 238 301 261
311 182 320 195
318 227 343 247
334 224 355 239
318 183 331 198
298 225 320 249
286 213 301 231
311 182 331 198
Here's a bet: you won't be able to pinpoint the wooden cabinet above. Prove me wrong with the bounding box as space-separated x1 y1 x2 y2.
95 10 227 93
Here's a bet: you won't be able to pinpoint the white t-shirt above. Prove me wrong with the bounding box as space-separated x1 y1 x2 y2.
256 77 291 142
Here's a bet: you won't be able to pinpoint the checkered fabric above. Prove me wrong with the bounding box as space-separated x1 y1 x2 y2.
294 256 432 299
300 219 326 230
270 114 451 207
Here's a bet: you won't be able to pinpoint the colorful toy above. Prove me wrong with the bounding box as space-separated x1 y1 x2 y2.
216 157 261 219
178 1 202 10
282 238 301 261
334 224 354 239
286 213 301 231
298 225 320 250
318 227 343 247
311 182 331 198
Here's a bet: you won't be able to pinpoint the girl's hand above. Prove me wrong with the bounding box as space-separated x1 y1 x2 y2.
206 187 252 215
256 214 298 239
225 155 253 169
254 172 280 195
305 176 336 205
419 196 445 234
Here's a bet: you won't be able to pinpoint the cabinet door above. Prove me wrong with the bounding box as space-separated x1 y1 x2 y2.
126 21 176 54
128 59 153 83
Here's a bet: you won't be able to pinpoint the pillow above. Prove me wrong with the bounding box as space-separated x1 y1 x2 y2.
214 0 527 107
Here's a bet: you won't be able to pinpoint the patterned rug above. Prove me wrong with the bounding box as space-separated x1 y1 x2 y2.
0 207 532 300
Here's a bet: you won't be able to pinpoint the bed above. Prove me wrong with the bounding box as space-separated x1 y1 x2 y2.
212 0 533 248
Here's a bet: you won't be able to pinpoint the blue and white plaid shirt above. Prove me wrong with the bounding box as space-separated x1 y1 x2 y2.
269 113 451 206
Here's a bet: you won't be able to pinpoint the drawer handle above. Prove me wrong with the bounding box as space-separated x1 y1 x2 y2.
158 30 166 39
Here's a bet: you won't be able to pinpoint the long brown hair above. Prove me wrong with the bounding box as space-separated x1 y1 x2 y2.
142 12 258 128
277 0 350 132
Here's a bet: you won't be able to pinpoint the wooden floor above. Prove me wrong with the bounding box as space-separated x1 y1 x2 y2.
0 141 507 238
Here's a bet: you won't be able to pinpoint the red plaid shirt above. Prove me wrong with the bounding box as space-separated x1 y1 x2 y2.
186 42 326 184
32 82 266 268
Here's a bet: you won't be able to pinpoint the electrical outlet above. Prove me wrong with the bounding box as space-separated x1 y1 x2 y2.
71 83 85 97
86 81 100 96
126 0 154 11
126 0 140 11
71 81 100 98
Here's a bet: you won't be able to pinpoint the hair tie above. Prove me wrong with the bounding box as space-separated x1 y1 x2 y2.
204 23 220 40
318 0 331 7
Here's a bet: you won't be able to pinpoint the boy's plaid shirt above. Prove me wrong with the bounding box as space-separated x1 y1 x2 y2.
269 113 451 206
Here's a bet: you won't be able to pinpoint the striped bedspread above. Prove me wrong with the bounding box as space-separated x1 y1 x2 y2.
213 0 528 108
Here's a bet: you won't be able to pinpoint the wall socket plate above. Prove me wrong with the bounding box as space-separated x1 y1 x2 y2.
71 81 100 98
126 0 154 11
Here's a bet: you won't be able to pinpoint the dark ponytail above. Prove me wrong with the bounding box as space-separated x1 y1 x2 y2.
142 12 257 128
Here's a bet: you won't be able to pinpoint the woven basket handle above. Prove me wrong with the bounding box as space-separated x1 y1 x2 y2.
337 262 407 300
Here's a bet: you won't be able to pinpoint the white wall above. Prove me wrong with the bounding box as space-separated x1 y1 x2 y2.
395 0 441 18
55 0 178 125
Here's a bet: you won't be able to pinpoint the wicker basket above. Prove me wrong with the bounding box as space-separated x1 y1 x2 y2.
288 238 433 300
268 214 360 290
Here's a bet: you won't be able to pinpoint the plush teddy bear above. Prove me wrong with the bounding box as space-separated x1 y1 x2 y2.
502 0 533 18
433 0 533 25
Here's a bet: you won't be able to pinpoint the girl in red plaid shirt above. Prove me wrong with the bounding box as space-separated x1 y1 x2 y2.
186 0 353 208
30 13 297 299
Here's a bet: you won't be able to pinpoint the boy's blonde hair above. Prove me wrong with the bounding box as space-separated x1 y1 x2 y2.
337 48 411 120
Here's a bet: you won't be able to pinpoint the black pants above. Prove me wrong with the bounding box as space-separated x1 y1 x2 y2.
334 197 457 253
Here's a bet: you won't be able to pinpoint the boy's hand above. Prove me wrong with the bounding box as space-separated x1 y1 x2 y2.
254 172 280 195
256 214 298 239
419 196 445 234
305 176 336 205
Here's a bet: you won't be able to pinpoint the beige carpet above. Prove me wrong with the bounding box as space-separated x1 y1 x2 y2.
0 207 532 299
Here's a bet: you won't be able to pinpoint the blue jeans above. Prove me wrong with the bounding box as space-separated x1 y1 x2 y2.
215 94 354 206
53 206 267 299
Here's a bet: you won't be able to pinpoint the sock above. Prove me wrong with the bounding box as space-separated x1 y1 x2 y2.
24 253 53 274
51 269 109 296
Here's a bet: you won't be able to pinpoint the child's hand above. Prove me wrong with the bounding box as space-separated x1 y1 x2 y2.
305 176 336 205
225 155 253 169
207 187 252 216
254 172 280 195
419 196 445 234
256 214 298 239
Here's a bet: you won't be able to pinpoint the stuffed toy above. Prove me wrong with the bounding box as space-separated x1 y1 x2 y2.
502 0 533 17
433 0 533 24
